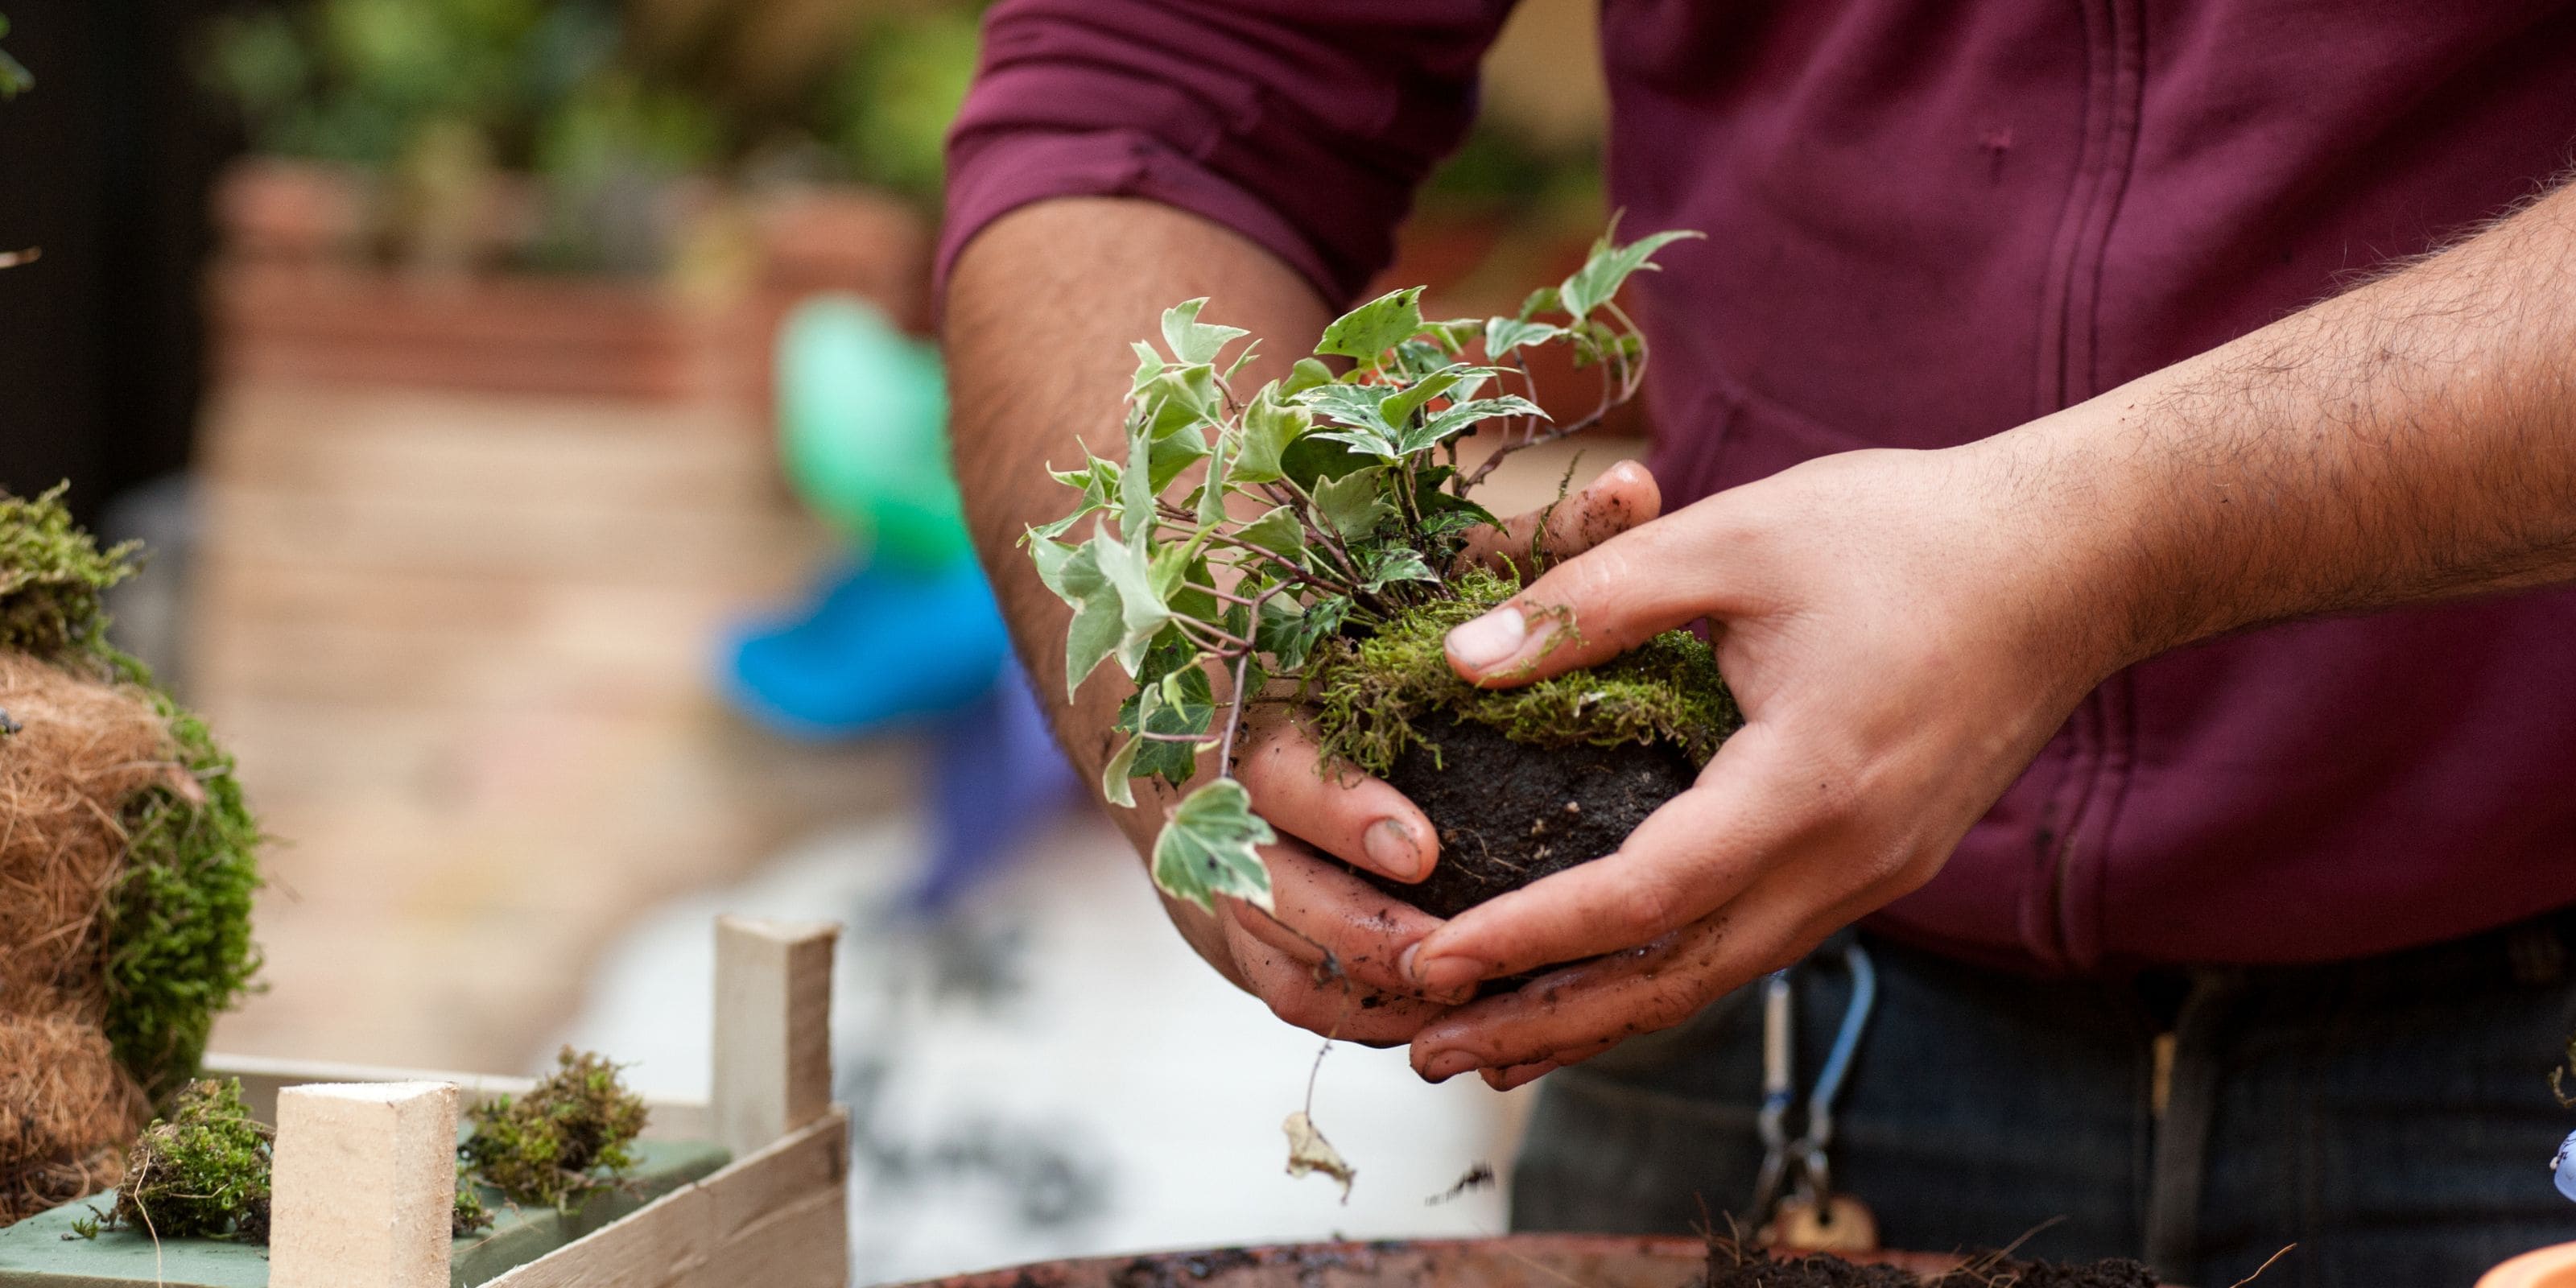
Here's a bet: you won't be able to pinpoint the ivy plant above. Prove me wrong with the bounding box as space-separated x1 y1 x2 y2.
1028 224 1700 914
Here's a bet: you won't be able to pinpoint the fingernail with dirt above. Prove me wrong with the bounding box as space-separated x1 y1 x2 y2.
1419 1049 1480 1082
1410 951 1487 997
1363 818 1428 881
1447 606 1526 671
1400 943 1476 1004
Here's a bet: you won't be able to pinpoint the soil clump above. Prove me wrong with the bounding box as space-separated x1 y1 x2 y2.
1366 714 1695 919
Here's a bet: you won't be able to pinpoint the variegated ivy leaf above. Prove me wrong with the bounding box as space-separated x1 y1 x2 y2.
1034 536 1125 698
1558 229 1704 322
1425 318 1485 354
1315 286 1425 364
1151 778 1276 912
1120 421 1158 543
1139 363 1223 440
1162 298 1251 366
1484 316 1562 358
1130 341 1166 394
1312 468 1393 542
1406 395 1547 455
1196 424 1232 525
1088 530 1170 675
1100 733 1144 807
1297 382 1405 460
1232 384 1309 485
1360 546 1435 592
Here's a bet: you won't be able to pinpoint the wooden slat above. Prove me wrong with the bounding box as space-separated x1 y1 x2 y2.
485 1108 849 1288
270 1081 458 1288
710 918 838 1159
201 1053 711 1143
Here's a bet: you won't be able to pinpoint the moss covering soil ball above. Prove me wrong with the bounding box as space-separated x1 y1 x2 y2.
1303 567 1740 919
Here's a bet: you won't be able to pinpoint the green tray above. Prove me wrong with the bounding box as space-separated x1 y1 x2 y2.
0 1138 730 1287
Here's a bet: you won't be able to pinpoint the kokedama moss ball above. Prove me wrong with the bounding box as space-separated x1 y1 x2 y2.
0 487 264 1224
1304 567 1740 919
460 1047 650 1210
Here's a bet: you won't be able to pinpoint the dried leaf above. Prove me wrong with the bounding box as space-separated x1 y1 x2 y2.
1282 1111 1354 1201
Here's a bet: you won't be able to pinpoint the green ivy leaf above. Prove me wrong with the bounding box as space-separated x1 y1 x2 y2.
1162 298 1251 366
1315 287 1425 363
1484 316 1562 358
1281 357 1335 398
1281 435 1371 490
1236 506 1307 559
1559 229 1703 322
1115 658 1216 790
1381 366 1486 431
1517 285 1559 321
1426 318 1485 354
1150 779 1276 912
1254 594 1346 672
1312 468 1393 542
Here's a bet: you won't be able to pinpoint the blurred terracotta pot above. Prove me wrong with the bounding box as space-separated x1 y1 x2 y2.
2482 1243 2576 1288
894 1234 1963 1288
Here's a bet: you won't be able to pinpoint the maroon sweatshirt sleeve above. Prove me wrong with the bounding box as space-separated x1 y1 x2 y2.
938 0 1515 308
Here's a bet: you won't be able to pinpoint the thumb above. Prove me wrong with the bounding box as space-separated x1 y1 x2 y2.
1443 502 1729 688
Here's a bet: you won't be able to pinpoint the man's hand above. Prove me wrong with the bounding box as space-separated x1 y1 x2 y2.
1403 179 2576 1088
1396 444 2119 1085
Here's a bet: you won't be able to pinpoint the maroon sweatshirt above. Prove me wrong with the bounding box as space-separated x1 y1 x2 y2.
940 1 2576 973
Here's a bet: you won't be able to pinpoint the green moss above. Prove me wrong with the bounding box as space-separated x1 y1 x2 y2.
452 1170 495 1236
0 485 266 1104
99 698 267 1104
460 1048 650 1211
1307 566 1740 778
106 1079 273 1241
0 484 134 661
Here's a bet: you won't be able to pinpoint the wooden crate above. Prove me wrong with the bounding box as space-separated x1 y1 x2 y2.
0 919 849 1288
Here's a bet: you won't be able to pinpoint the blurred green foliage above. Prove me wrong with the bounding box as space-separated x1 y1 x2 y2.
204 0 986 270
0 14 28 101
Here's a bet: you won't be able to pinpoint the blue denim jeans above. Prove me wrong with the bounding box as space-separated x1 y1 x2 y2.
1511 915 2576 1287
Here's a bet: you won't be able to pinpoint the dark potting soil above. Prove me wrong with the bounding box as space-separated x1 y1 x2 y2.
1364 713 1697 919
1705 1250 2160 1288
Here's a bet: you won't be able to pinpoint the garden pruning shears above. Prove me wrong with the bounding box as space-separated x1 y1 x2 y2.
1750 939 1880 1252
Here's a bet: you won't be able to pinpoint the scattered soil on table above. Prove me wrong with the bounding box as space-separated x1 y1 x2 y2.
1363 714 1695 919
1704 1246 2160 1288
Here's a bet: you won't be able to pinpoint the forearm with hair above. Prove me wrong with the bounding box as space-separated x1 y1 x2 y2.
2012 178 2576 671
941 197 1329 956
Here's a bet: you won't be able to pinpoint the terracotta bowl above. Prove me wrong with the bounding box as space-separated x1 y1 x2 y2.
897 1234 1963 1288
2481 1243 2576 1288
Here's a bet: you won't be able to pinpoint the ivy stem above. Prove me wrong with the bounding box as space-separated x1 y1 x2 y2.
1215 650 1253 773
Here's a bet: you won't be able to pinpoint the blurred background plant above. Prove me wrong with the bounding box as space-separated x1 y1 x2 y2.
0 14 31 99
200 0 983 273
